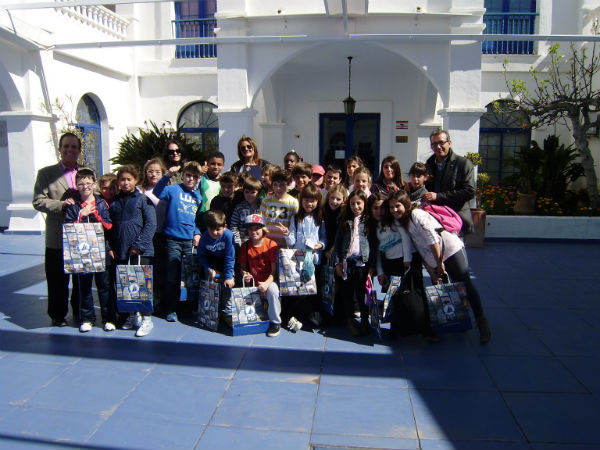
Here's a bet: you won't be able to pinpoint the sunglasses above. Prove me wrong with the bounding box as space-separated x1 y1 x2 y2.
241 145 253 150
168 149 181 155
430 141 448 147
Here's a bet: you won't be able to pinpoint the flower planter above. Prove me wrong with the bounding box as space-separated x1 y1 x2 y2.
513 191 537 215
465 208 486 248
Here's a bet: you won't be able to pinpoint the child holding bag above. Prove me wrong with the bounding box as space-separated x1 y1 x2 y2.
333 189 370 336
391 191 491 344
108 165 157 337
278 183 327 330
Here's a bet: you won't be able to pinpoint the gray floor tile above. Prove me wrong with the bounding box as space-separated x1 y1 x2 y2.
411 389 524 441
420 439 532 449
311 433 419 450
211 379 317 432
196 426 310 450
114 372 230 424
534 328 600 357
320 351 408 388
26 363 148 414
559 356 600 393
236 346 323 383
0 407 104 444
482 355 588 392
503 392 600 444
0 360 69 406
402 354 496 390
313 384 417 438
515 308 593 331
89 412 204 449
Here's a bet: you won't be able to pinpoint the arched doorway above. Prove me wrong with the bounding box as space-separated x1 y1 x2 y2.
479 101 531 184
177 101 219 153
76 95 102 174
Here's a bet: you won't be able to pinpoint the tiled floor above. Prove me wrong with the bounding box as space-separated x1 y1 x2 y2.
0 234 599 450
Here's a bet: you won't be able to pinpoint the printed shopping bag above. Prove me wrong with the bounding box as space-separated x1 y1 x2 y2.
198 280 220 331
180 250 201 302
381 275 402 323
365 275 381 340
320 259 336 316
425 280 473 334
115 257 153 313
277 248 318 296
230 282 270 336
62 222 106 274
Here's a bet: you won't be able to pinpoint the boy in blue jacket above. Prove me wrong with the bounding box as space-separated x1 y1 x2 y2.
153 161 203 322
64 168 116 333
196 210 236 326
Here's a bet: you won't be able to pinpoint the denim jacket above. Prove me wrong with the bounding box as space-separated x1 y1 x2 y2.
333 219 369 266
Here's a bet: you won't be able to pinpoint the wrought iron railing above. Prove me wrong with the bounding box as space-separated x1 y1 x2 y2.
172 18 217 59
482 12 538 55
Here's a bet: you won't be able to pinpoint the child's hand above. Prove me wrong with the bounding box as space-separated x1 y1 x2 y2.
257 280 269 295
208 269 217 280
129 247 141 256
274 222 289 236
335 263 344 278
377 273 388 286
80 203 96 217
166 166 180 177
313 243 324 250
223 278 234 289
108 250 115 260
242 272 253 284
192 234 200 247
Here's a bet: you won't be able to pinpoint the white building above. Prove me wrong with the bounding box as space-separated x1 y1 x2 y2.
1 0 599 232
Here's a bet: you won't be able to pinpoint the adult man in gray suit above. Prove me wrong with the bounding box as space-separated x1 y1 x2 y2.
33 133 81 326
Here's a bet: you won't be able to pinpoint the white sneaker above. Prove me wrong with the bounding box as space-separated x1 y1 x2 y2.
79 322 92 333
122 312 141 330
135 317 153 337
287 316 302 332
103 322 116 332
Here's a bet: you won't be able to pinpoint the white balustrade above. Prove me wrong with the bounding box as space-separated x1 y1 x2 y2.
55 0 129 39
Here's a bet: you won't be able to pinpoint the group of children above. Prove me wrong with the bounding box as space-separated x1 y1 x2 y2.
64 138 490 343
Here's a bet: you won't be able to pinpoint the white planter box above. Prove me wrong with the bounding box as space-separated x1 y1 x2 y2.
486 215 600 240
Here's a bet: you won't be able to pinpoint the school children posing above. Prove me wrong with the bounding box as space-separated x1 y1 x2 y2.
333 190 370 336
390 191 491 344
372 156 407 197
108 165 157 337
259 169 299 248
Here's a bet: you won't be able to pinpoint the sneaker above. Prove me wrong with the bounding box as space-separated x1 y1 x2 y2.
122 312 141 330
287 316 302 332
52 319 68 327
166 312 178 323
79 322 92 333
267 323 281 337
103 322 116 332
135 317 154 337
478 316 491 344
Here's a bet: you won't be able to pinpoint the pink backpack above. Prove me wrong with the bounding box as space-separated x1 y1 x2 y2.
422 204 463 234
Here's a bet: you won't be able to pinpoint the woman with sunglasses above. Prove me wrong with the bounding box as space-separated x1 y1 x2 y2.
230 136 270 179
162 139 185 185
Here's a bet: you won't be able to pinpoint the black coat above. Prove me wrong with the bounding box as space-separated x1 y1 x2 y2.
425 149 475 234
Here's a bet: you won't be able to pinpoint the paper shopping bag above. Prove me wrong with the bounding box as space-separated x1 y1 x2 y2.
230 283 270 336
277 248 317 296
62 222 106 274
198 280 220 331
425 281 473 334
320 258 335 316
115 258 153 313
180 250 201 302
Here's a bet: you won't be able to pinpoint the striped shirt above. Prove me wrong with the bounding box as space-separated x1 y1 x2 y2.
258 193 299 247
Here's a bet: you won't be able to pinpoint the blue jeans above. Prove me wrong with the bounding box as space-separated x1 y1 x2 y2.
74 271 115 324
164 238 193 315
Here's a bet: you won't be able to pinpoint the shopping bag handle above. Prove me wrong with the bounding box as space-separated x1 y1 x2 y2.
242 277 256 288
128 255 141 266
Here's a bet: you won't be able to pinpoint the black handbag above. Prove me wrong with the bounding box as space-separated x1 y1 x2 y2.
389 268 428 337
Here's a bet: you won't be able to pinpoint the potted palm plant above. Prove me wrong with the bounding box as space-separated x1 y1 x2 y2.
465 152 490 247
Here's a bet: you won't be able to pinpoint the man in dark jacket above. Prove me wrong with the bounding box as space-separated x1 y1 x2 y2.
423 129 476 235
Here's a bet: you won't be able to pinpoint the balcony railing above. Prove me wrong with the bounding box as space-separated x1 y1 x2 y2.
172 18 217 59
482 12 538 55
57 1 129 39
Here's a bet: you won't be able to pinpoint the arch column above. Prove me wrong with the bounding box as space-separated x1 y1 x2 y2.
1 111 56 233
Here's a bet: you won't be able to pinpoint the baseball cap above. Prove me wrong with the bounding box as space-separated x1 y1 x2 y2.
312 165 325 176
243 214 265 227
